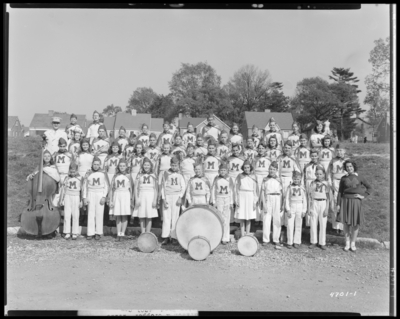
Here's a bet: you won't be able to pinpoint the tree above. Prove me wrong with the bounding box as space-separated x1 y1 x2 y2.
169 62 234 122
147 94 179 122
329 67 361 93
260 82 290 112
364 37 390 131
126 87 158 113
102 104 122 117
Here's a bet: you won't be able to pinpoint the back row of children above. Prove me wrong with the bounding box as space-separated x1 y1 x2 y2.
31 113 345 249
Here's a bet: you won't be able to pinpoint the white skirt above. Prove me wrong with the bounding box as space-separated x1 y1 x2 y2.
235 191 256 220
132 190 158 218
112 190 131 216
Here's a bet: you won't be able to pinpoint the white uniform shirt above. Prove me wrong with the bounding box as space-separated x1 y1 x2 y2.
216 144 231 159
310 133 325 149
182 132 196 147
43 129 68 154
266 148 282 162
276 155 301 178
83 170 109 198
180 156 196 177
211 175 234 204
161 170 186 198
86 122 101 144
261 176 282 195
203 155 220 174
76 152 94 177
105 154 123 175
253 156 271 176
294 146 311 171
244 148 258 163
228 156 244 180
54 152 73 175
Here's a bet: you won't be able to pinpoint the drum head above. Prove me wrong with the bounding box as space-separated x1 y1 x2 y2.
176 205 223 251
137 232 158 253
188 236 211 261
237 234 259 257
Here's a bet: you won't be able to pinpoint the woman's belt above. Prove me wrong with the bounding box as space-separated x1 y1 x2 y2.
343 193 361 199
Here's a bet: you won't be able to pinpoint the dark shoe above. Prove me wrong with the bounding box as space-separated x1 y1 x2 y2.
172 239 179 246
87 236 93 240
309 244 317 249
161 238 170 245
222 241 228 245
320 245 327 250
95 234 101 240
339 230 344 236
262 242 269 246
287 244 293 249
293 244 300 249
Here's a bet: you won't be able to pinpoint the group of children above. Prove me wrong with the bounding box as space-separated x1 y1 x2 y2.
27 112 351 251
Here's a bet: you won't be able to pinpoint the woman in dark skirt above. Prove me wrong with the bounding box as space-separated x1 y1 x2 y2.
336 160 372 252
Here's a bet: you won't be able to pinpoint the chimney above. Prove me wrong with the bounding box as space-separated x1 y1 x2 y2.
49 110 54 117
179 112 183 119
131 109 137 116
264 109 271 113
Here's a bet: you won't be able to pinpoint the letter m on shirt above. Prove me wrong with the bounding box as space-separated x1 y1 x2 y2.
283 160 291 168
299 151 306 159
207 162 215 170
110 159 118 166
69 181 77 189
171 177 178 185
231 163 239 171
57 156 65 164
92 178 100 186
219 185 228 194
143 176 151 184
315 183 324 193
195 182 203 190
292 187 301 196
116 180 125 188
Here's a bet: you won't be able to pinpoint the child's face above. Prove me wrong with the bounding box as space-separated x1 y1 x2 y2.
136 145 143 154
300 138 307 147
316 170 324 180
253 127 258 134
283 145 292 155
59 144 67 152
82 142 89 151
119 130 125 137
93 113 99 121
270 122 276 131
269 166 277 176
187 146 194 156
247 139 254 148
194 166 202 176
92 161 101 171
149 137 156 146
171 162 179 172
220 134 227 143
142 126 148 134
292 124 299 132
208 145 216 155
292 177 301 185
197 137 203 146
243 164 251 174
98 129 106 138
219 168 228 176
188 125 194 132
71 117 77 125
163 124 169 132
143 162 151 172
311 152 319 162
336 149 345 158
112 145 119 153
232 146 240 156
317 124 323 133
175 137 182 145
258 145 266 155
270 138 277 147
43 153 51 163
119 163 127 173
69 168 77 175
163 144 171 153
323 139 330 147
130 138 137 145
74 132 81 141
232 126 238 133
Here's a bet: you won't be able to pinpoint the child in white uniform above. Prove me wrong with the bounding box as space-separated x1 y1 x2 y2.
194 134 208 159
90 125 110 169
124 135 137 159
309 120 325 151
182 123 197 148
319 134 335 173
266 135 282 162
259 161 284 248
137 124 150 148
235 160 258 238
287 122 301 152
243 137 258 163
132 157 158 233
216 131 231 160
159 157 186 245
294 133 311 177
253 142 271 223
185 164 211 206
203 142 221 187
285 171 307 248
76 138 94 178
86 111 101 145
109 159 134 241
128 141 145 182
144 133 161 168
116 126 129 153
264 118 284 149
229 123 244 146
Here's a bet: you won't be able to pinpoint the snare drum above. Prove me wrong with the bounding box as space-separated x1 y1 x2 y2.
176 205 223 251
237 234 259 257
188 236 211 261
137 232 158 253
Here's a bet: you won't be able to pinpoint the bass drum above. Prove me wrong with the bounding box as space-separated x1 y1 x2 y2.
237 234 259 257
188 236 211 261
137 232 158 253
176 205 223 251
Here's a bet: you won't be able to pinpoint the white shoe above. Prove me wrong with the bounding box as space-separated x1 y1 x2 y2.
64 234 71 240
350 243 356 251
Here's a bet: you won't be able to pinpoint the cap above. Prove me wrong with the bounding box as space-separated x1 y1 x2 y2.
58 137 67 146
186 143 195 149
252 125 258 129
268 117 276 123
43 149 52 157
323 134 332 139
163 121 170 126
69 162 78 171
93 110 100 116
270 161 278 169
299 133 308 139
187 122 193 127
196 133 203 139
98 124 107 132
70 113 77 119
52 116 61 123
170 156 180 164
292 171 302 178
149 132 157 139
315 164 325 172
80 137 90 145
335 143 344 150
219 162 228 170
284 140 293 147
207 114 214 120
92 156 101 163
119 126 126 132
232 122 239 128
310 148 320 154
118 158 127 165
110 140 119 148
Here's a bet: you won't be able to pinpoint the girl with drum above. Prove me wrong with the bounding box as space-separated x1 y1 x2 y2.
336 160 372 252
253 142 271 224
144 133 161 168
90 125 110 169
319 135 335 173
159 157 186 245
234 160 258 238
137 124 150 149
182 123 197 148
210 162 235 245
128 141 145 182
109 159 134 241
265 135 282 163
216 131 231 160
287 122 301 152
193 134 208 160
259 161 284 248
203 141 221 187
309 120 326 151
243 137 258 164
132 157 158 234
116 126 129 153
186 164 211 206
229 123 243 147
124 134 137 160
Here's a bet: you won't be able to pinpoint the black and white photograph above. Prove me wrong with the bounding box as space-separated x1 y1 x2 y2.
5 4 395 315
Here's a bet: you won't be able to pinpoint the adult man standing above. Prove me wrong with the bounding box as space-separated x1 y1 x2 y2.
42 116 68 155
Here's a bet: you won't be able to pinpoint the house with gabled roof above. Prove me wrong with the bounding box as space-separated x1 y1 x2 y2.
243 110 294 140
29 110 87 136
177 113 230 136
353 116 376 142
8 116 23 137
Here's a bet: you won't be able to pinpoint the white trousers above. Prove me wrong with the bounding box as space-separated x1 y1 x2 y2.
87 190 105 236
262 195 282 243
192 195 208 205
310 200 327 245
280 176 292 226
63 194 80 235
215 196 231 242
162 194 181 239
305 179 313 227
286 202 303 245
331 179 343 230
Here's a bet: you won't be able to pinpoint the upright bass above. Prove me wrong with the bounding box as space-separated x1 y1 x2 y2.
21 144 61 237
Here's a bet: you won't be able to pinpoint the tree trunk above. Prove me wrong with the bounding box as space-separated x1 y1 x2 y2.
340 110 344 141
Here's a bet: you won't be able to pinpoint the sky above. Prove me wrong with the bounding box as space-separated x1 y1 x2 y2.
7 4 391 127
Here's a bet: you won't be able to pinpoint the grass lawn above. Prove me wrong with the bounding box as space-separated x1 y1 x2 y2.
7 137 392 241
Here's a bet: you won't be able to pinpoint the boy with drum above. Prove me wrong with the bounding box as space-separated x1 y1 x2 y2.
210 162 235 245
159 157 186 245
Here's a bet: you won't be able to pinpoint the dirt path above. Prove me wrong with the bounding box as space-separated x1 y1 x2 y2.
6 235 389 314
